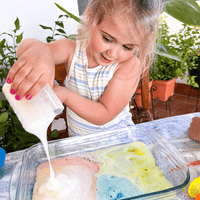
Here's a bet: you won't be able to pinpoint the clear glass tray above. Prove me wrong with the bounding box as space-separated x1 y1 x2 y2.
9 126 190 200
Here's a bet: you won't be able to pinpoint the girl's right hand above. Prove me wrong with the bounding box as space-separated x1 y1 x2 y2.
6 39 55 100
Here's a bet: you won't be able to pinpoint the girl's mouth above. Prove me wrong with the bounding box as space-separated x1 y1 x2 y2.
101 54 112 64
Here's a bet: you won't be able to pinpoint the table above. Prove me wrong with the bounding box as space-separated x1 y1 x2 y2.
1 112 200 200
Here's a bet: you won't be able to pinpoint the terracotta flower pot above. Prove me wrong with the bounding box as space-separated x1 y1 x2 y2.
134 80 153 108
152 78 176 102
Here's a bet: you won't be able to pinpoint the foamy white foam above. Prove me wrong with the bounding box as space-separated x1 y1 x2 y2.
35 165 96 200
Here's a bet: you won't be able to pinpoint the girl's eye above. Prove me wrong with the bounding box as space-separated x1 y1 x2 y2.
123 45 133 51
103 36 112 43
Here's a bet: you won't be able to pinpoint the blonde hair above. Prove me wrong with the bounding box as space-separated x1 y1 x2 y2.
77 0 164 76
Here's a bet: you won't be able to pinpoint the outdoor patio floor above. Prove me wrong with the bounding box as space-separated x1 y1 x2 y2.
130 92 200 124
150 93 200 120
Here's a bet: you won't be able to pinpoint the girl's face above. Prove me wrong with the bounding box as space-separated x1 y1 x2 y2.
87 15 141 68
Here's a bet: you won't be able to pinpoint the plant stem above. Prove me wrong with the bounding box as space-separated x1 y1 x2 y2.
51 18 58 39
13 31 17 58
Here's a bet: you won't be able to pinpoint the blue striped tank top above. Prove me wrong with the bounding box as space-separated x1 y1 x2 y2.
65 40 134 136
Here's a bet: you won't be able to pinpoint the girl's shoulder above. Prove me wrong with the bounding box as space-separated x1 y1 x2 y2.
65 38 76 58
115 56 140 76
57 39 76 71
47 38 76 61
113 56 140 88
61 38 76 55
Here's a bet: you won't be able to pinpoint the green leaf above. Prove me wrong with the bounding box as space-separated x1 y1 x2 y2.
3 143 14 153
16 32 23 44
0 38 6 46
62 15 70 19
163 0 200 26
56 28 66 34
67 34 77 41
2 99 10 109
55 3 81 22
0 32 13 38
0 39 6 54
155 43 182 61
48 129 58 138
55 21 64 28
13 141 21 151
14 17 20 30
39 25 53 31
0 112 9 123
59 14 69 19
11 114 24 130
46 36 54 43
58 14 64 19
0 97 2 108
16 130 40 144
0 123 9 138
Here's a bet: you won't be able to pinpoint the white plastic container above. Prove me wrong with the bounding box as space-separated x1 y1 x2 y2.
2 83 64 132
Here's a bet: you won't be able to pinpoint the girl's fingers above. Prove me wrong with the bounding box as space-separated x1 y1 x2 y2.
15 73 54 100
6 39 56 101
23 79 47 101
7 59 54 100
14 73 47 100
9 66 33 94
9 65 39 98
6 58 26 85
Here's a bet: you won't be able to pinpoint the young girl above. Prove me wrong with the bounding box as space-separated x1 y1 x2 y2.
6 0 164 136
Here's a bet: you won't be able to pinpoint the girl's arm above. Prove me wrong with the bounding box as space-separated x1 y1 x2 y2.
6 38 75 99
54 57 140 125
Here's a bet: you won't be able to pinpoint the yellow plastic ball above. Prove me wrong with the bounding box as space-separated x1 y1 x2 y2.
188 177 200 198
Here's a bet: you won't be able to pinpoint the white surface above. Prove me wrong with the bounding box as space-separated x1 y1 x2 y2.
52 118 67 131
0 0 79 43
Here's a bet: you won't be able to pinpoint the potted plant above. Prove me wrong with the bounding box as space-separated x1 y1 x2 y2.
150 17 182 102
170 23 200 89
149 0 200 102
150 11 200 102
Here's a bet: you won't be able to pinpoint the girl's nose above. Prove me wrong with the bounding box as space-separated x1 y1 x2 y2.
106 45 120 58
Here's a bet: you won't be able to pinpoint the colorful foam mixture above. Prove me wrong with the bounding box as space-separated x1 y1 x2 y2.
33 142 173 200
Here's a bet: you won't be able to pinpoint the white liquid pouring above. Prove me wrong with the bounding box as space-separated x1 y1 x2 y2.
25 111 62 190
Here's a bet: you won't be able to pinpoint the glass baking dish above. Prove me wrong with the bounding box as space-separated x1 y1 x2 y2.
9 126 190 200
